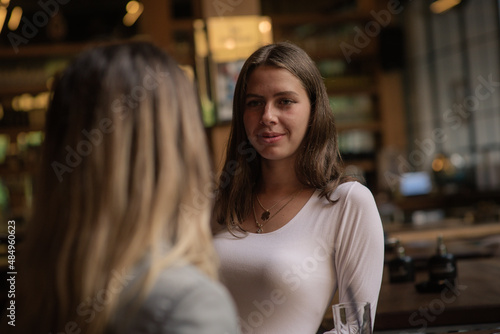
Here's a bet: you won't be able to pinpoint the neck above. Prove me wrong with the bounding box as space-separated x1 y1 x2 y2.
258 158 303 195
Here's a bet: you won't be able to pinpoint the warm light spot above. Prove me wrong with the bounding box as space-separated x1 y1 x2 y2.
123 1 143 27
0 7 7 34
126 0 140 14
33 92 50 110
0 0 10 5
432 157 444 172
11 95 19 111
12 93 50 112
224 38 236 50
430 0 461 14
258 20 272 34
193 19 204 30
17 93 32 111
7 6 22 31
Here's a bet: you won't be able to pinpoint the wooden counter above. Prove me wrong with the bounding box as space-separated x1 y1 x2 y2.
375 257 500 331
385 222 500 244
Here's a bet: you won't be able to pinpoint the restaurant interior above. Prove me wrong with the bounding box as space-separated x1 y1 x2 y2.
0 0 499 332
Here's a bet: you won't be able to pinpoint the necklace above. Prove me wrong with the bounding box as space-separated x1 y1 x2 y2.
252 188 303 233
256 193 287 221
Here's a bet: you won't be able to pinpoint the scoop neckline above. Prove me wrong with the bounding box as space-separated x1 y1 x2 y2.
243 189 319 236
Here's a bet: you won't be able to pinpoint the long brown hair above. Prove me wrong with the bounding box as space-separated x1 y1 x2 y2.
213 42 346 230
12 41 217 333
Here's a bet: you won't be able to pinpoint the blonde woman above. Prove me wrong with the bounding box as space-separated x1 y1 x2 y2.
3 42 238 333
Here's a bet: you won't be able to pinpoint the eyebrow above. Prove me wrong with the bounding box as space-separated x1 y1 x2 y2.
245 91 300 99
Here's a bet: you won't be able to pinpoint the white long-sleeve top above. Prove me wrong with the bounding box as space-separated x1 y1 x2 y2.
213 181 384 334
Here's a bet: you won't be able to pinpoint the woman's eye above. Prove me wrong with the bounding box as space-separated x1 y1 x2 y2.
280 99 294 105
246 100 261 107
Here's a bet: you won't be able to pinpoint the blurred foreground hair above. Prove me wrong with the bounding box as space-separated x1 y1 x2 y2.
12 41 216 333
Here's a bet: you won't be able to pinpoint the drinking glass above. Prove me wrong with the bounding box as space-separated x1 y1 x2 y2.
330 302 372 334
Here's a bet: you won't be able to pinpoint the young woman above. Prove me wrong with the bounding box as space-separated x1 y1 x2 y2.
212 42 384 333
4 42 239 334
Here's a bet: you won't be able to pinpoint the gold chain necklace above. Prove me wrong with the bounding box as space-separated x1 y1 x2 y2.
252 188 303 233
256 193 288 221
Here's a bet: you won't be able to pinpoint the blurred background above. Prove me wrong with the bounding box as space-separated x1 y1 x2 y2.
0 0 499 331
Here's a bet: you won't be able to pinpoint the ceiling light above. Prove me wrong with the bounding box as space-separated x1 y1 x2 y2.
430 0 462 14
7 6 21 30
123 1 143 27
0 6 7 34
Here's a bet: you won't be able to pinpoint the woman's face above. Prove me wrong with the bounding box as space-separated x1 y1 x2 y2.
243 66 311 163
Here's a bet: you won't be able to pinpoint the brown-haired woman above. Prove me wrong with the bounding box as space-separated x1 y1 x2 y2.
212 42 384 333
2 41 239 334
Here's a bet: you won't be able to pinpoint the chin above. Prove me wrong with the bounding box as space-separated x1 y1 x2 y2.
260 151 296 162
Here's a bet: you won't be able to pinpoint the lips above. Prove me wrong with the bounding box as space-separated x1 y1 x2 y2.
258 132 285 144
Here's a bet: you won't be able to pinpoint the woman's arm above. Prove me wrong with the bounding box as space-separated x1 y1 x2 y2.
334 183 385 327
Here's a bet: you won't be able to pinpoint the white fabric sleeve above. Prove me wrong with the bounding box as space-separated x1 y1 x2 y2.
333 182 385 327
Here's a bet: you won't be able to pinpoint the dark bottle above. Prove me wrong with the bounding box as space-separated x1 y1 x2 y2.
428 235 457 286
389 239 415 283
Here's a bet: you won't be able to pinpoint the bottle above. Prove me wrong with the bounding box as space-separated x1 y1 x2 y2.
388 239 415 283
428 235 457 286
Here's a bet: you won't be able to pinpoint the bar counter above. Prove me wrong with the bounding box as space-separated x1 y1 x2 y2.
376 222 500 332
376 257 500 331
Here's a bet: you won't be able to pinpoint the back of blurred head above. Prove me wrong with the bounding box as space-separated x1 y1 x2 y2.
14 41 215 333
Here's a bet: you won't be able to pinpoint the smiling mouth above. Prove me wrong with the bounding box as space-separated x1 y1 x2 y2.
259 133 284 143
262 134 280 138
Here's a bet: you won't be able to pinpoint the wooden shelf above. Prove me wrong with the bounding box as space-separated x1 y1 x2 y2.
0 126 44 137
394 191 500 212
327 85 378 96
337 120 380 132
0 38 139 59
0 42 86 59
268 11 372 26
343 158 376 171
386 222 500 244
0 166 38 177
0 85 49 96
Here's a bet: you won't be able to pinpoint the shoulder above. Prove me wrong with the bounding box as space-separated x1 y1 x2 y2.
329 181 375 204
113 265 239 334
150 265 239 333
154 265 234 311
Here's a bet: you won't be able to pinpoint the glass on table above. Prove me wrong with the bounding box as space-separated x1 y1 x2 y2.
324 302 372 334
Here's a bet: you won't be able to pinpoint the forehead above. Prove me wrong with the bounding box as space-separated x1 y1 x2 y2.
246 66 306 94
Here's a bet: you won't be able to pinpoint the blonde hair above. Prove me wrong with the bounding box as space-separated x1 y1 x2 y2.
15 41 216 333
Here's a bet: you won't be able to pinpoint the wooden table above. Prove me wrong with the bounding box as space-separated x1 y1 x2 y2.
375 256 500 331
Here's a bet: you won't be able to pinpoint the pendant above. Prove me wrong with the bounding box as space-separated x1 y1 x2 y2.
261 210 270 221
256 222 263 233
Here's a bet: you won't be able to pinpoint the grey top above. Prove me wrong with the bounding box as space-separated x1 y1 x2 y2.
107 264 240 334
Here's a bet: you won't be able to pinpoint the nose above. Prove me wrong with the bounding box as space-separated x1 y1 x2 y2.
260 103 277 125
